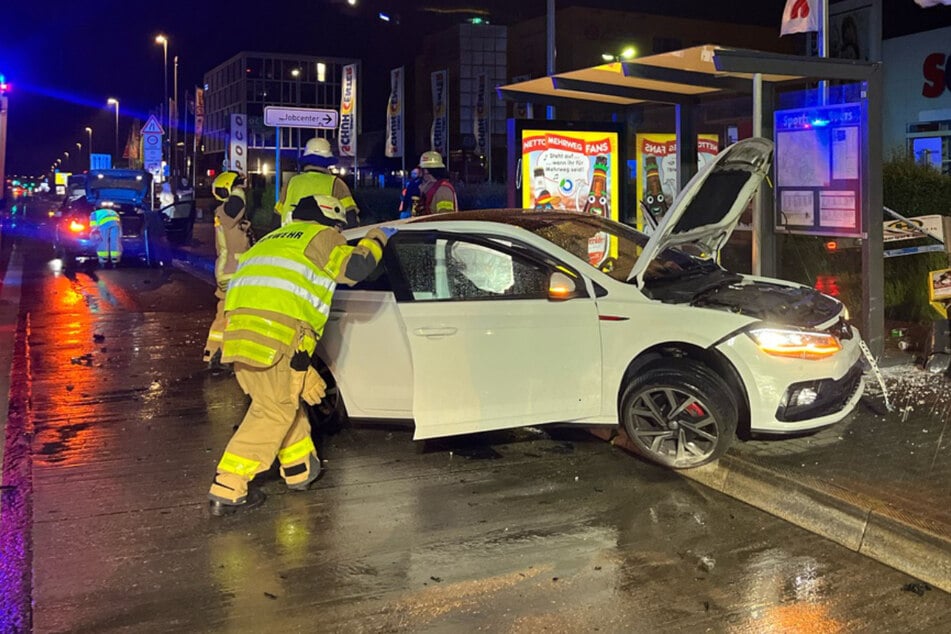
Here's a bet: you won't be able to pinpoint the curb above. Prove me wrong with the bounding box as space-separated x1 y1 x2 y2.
589 428 951 592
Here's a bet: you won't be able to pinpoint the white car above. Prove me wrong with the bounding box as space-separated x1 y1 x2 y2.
316 138 865 468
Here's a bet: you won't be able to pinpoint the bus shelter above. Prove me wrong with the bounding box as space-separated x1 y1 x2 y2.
498 45 885 354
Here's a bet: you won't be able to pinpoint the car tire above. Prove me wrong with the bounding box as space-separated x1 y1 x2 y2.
619 359 737 469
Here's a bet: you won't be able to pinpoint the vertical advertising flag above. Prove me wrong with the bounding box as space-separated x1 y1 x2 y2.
229 113 248 176
474 73 490 154
339 63 357 158
385 67 404 158
430 70 448 157
634 133 720 232
194 88 205 145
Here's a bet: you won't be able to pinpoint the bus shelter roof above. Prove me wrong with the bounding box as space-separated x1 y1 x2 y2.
497 45 879 106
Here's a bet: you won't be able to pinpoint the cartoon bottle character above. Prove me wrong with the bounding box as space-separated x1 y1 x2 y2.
533 167 559 210
642 154 669 225
582 155 610 217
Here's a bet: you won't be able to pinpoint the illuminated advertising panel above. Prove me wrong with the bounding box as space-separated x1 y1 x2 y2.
519 125 620 265
634 133 720 233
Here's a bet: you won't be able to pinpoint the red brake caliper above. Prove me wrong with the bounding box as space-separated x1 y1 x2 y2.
685 403 705 417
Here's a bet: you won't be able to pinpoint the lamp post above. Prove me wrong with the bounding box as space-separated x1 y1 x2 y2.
107 98 120 163
291 68 302 151
85 127 93 165
155 35 169 136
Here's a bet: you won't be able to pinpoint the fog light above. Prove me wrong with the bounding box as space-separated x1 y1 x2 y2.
794 388 819 407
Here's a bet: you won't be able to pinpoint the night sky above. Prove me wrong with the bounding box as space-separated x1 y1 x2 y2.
1 0 948 176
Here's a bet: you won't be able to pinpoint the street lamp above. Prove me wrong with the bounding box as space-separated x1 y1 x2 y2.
107 98 120 162
85 127 93 164
155 34 169 135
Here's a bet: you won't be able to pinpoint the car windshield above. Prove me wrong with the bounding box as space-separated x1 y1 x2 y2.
416 210 705 283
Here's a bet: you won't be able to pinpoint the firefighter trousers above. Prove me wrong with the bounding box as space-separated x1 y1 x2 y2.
203 288 227 361
96 222 122 265
209 354 318 503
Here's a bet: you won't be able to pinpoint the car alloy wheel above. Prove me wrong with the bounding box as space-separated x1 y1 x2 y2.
620 359 737 469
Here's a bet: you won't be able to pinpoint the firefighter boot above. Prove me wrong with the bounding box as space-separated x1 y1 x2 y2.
283 453 322 492
208 475 266 517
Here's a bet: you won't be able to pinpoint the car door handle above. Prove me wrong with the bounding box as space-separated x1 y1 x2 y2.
413 327 458 338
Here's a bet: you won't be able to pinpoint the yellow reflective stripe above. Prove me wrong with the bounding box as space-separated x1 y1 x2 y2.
222 338 278 366
358 237 383 262
435 200 455 211
228 276 332 320
218 452 261 478
340 195 356 209
299 333 316 355
325 244 352 278
207 331 224 342
278 436 316 465
240 256 335 294
226 313 297 345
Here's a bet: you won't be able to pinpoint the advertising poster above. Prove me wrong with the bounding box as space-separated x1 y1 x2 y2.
385 67 403 158
520 128 619 266
430 70 448 158
338 64 357 158
194 87 205 146
634 134 720 233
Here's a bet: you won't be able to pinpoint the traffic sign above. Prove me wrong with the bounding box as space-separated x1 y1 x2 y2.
143 132 163 173
90 153 112 170
264 106 338 129
141 115 165 135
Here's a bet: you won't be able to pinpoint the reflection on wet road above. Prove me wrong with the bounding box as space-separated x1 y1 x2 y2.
3 239 949 632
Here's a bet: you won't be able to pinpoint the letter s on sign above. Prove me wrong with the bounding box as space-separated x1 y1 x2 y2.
922 52 947 99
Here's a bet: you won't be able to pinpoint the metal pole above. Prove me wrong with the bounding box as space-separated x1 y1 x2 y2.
546 0 556 120
114 104 119 163
174 55 179 177
819 0 829 104
752 73 763 276
163 41 169 141
275 126 281 205
0 94 7 201
192 99 198 189
86 128 93 166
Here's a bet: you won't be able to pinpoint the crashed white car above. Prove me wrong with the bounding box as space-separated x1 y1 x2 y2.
316 138 865 468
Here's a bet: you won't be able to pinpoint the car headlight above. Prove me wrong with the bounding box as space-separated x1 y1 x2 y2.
747 327 842 360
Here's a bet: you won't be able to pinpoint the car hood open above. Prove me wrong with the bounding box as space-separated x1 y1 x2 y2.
627 137 773 286
86 169 151 207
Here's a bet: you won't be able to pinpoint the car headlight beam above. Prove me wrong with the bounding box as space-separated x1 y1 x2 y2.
748 327 842 360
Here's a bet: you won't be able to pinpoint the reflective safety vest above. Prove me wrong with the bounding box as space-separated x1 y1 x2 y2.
277 171 337 216
223 222 341 367
90 208 121 228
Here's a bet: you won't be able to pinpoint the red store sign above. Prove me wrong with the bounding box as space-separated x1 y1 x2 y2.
923 52 951 98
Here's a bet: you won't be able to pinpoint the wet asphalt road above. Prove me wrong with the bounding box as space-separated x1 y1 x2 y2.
1 229 950 633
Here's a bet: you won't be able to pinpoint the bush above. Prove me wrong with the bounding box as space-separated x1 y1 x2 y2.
882 154 951 322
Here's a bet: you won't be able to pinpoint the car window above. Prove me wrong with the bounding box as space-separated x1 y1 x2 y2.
393 235 550 301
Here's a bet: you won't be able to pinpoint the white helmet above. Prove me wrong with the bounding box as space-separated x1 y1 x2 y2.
419 150 445 169
303 137 333 158
314 194 347 225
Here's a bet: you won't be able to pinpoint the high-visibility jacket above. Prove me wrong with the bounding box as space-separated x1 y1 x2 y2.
222 221 385 368
214 189 252 286
90 207 121 229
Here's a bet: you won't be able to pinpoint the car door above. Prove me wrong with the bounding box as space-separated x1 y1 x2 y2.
387 230 603 440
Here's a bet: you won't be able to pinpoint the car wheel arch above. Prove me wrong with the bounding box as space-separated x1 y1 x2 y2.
617 342 750 435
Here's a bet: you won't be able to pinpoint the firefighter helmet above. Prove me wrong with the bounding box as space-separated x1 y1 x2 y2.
419 150 445 169
292 194 348 226
303 137 334 158
212 171 243 202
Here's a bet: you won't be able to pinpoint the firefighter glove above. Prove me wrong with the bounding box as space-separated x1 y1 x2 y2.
302 366 327 406
378 226 399 240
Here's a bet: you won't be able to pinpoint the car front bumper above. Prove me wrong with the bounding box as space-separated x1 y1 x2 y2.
717 325 866 434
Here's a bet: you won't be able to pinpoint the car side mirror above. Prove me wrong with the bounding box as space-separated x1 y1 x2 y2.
548 271 579 301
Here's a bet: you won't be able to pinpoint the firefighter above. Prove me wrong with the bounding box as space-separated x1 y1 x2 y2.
208 195 397 516
203 171 254 369
275 137 360 227
416 151 458 215
89 204 122 267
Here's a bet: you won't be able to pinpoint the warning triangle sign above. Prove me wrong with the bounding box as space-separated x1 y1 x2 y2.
141 115 165 135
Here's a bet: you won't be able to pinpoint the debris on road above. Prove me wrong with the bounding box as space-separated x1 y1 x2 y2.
93 333 106 343
901 582 933 596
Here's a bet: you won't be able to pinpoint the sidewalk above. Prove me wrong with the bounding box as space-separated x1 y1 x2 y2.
596 344 951 592
171 229 950 592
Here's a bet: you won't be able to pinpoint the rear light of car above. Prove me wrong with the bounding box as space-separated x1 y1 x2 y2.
69 220 86 233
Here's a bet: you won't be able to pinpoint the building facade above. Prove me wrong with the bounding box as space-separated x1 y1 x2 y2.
201 51 360 176
883 25 951 173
